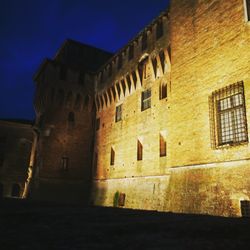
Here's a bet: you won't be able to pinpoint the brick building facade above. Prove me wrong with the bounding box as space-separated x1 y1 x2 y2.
30 0 250 216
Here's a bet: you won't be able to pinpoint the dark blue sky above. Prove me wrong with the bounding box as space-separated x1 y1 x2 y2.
0 0 169 120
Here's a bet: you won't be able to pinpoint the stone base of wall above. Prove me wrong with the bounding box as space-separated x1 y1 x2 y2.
93 159 250 217
30 178 91 204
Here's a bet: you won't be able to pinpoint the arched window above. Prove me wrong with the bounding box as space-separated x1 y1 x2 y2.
0 183 4 198
66 92 73 108
57 89 65 106
74 94 82 111
68 112 75 128
11 183 21 197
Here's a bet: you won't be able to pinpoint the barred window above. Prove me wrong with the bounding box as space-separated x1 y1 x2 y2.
209 81 248 148
141 89 151 111
115 104 122 122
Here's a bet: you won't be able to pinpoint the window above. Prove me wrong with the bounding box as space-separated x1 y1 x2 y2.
115 104 122 122
61 157 69 171
141 33 148 51
245 0 250 21
159 82 167 100
137 140 143 161
159 50 166 73
128 44 134 60
209 81 248 148
96 118 100 131
160 134 167 157
118 193 126 206
156 20 164 39
241 200 250 217
110 147 115 166
141 89 151 111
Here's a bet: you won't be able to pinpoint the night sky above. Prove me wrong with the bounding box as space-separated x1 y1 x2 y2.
0 0 170 120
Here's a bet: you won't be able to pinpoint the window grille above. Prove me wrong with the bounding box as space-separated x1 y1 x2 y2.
141 89 151 111
115 105 122 122
209 81 248 148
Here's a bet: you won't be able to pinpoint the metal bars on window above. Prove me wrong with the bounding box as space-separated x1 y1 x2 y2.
141 89 151 111
209 81 248 148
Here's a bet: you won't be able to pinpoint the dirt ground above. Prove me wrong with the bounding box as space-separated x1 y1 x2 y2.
0 199 250 250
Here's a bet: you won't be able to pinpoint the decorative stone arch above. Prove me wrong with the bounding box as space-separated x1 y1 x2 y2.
11 183 21 197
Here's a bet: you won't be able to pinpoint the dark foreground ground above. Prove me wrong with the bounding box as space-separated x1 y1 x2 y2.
0 199 250 250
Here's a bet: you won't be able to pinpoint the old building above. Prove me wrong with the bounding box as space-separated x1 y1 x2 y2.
0 119 33 198
30 0 250 216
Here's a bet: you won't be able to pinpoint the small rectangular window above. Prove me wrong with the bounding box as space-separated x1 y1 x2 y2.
115 104 122 122
128 44 134 60
118 193 126 206
241 200 250 217
61 157 69 171
160 134 167 157
110 147 115 166
245 0 250 21
159 82 167 100
137 140 143 161
141 89 151 111
96 118 100 131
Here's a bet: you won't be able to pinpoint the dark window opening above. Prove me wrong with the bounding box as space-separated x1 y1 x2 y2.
138 57 148 84
209 81 248 148
241 200 250 217
156 20 164 39
128 44 134 60
137 140 143 161
121 79 126 96
160 134 167 157
59 65 67 81
61 157 69 171
159 82 167 100
110 147 115 166
11 184 20 197
141 89 151 111
141 33 148 51
115 104 122 122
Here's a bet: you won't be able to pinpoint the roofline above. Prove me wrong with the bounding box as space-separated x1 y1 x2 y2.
95 8 169 74
0 119 34 128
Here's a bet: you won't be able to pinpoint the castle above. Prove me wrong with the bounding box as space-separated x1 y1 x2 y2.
20 0 250 217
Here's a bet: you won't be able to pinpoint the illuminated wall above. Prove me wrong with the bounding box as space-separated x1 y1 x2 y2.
92 0 250 216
